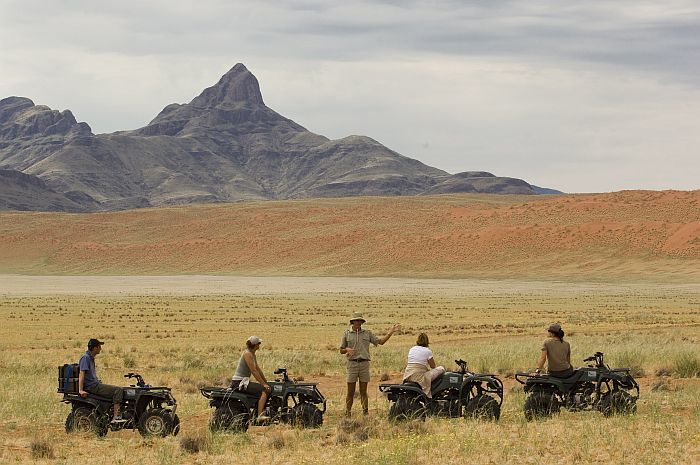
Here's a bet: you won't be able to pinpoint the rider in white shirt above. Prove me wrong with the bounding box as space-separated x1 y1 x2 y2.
402 333 445 397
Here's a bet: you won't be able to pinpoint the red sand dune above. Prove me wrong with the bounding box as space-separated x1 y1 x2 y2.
0 190 698 281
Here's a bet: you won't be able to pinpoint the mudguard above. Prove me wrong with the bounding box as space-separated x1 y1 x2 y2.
600 370 640 397
379 383 427 402
463 374 504 405
61 393 112 413
200 387 257 410
465 374 502 390
287 384 326 407
521 377 566 393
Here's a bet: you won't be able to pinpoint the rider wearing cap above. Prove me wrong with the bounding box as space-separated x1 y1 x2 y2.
231 335 271 423
535 323 573 378
78 339 124 423
340 313 400 417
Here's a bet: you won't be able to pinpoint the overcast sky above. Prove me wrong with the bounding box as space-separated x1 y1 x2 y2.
2 0 699 192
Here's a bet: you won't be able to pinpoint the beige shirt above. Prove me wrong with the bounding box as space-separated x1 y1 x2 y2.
542 338 571 372
340 329 380 361
403 363 433 397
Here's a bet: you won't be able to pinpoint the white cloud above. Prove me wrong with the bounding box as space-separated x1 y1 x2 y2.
1 0 699 191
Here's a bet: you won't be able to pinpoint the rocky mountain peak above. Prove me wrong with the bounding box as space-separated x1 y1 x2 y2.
0 97 91 140
190 63 264 108
0 97 35 123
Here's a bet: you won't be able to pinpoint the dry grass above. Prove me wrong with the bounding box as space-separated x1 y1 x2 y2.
0 190 698 281
0 278 698 464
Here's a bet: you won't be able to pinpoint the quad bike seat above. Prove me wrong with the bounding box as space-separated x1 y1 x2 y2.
556 370 588 384
400 373 444 392
538 369 586 385
65 391 113 403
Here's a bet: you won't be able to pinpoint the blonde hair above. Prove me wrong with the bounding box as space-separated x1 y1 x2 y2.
416 333 429 347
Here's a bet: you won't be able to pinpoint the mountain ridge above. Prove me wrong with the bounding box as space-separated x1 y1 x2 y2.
0 64 558 212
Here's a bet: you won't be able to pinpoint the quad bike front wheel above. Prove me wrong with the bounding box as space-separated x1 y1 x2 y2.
524 391 560 421
599 390 637 417
172 414 181 436
138 408 175 437
464 395 500 421
210 404 250 433
65 406 108 437
291 403 323 428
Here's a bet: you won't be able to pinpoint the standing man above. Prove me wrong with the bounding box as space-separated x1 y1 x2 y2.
78 338 125 423
340 313 401 417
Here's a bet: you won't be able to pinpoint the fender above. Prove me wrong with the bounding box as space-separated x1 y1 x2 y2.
379 383 425 397
462 375 504 405
521 377 565 393
200 387 257 410
289 386 325 405
62 395 109 413
465 374 503 391
600 371 640 397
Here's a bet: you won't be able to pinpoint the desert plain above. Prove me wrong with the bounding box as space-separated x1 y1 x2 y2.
0 190 699 464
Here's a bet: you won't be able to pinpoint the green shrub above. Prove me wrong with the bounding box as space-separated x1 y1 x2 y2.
672 353 700 378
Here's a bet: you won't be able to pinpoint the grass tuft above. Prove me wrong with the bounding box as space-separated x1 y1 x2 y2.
179 432 212 454
30 439 54 459
672 353 700 378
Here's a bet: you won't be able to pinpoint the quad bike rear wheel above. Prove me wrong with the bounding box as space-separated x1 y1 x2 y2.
65 406 108 437
291 403 323 428
599 390 637 417
388 395 426 421
524 391 560 421
210 404 250 433
464 395 500 421
138 408 174 437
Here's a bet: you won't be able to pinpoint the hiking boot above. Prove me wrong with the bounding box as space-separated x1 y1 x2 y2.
111 415 126 424
255 414 271 425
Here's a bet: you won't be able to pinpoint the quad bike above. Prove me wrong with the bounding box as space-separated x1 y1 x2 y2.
200 368 326 432
516 351 639 421
379 359 504 421
58 365 179 437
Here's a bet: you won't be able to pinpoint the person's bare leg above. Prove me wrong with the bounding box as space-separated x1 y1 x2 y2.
258 391 268 416
359 381 369 414
112 404 119 419
345 382 356 416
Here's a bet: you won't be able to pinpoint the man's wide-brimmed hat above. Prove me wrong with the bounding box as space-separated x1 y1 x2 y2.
350 312 366 323
547 323 563 334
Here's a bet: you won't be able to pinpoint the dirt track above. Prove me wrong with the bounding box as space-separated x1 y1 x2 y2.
2 274 697 296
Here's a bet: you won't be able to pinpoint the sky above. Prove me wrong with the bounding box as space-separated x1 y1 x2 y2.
1 0 699 193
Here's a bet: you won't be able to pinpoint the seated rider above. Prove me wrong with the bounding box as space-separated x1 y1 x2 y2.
535 323 573 378
402 333 445 398
231 335 271 423
78 338 125 423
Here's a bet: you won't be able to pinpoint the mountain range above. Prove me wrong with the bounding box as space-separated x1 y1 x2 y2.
0 64 557 212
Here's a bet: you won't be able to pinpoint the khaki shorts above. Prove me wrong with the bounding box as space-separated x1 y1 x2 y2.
346 360 370 383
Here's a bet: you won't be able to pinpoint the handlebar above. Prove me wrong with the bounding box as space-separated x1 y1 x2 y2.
274 367 290 382
124 372 147 387
583 352 606 368
455 359 468 374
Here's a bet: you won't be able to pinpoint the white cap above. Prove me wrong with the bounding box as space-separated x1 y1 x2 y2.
247 335 262 345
